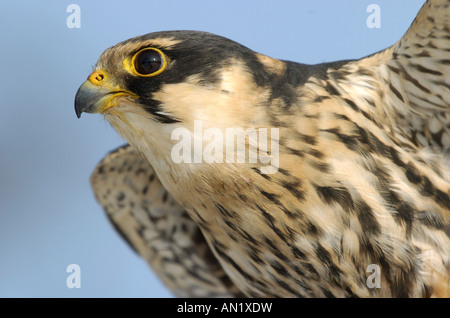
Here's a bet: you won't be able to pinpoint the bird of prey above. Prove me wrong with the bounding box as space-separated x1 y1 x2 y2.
75 0 450 297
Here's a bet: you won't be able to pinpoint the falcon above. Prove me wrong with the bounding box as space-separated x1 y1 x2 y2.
75 0 450 297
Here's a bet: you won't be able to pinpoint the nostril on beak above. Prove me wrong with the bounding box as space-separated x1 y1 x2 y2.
89 70 106 85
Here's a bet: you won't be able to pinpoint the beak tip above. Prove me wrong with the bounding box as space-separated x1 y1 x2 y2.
74 84 85 118
75 107 82 118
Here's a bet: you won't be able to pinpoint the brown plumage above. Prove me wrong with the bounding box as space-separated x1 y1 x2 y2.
90 145 243 297
76 0 450 297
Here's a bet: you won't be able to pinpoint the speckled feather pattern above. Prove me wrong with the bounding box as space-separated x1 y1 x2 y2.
91 145 243 297
86 0 449 297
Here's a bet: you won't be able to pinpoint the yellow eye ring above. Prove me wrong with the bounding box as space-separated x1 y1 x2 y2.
127 47 169 77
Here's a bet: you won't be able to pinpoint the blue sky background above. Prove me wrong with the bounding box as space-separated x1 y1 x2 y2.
0 0 425 297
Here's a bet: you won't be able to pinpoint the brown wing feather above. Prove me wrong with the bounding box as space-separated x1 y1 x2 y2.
90 144 243 297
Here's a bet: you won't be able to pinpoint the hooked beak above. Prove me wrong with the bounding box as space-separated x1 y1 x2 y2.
74 70 133 118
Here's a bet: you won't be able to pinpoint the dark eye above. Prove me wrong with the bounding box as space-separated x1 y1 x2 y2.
133 48 167 76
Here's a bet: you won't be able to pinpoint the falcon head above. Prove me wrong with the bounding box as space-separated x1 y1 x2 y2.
74 31 290 135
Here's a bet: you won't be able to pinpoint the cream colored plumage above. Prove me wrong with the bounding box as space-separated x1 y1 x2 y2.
76 0 450 297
